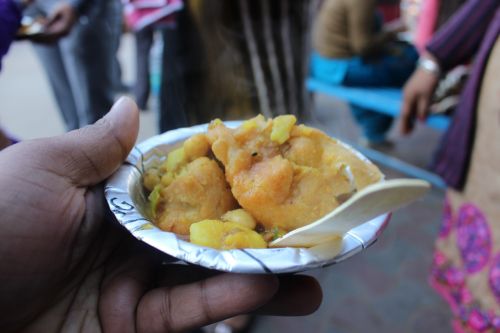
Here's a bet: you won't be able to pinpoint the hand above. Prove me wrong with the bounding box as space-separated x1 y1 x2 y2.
400 66 440 135
0 97 322 332
30 2 77 43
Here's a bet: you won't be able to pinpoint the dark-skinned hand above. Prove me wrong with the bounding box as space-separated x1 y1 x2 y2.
0 97 322 333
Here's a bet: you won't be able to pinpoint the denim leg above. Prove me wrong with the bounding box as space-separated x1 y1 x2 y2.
59 0 119 127
32 43 80 130
343 44 418 87
158 26 190 132
350 105 393 143
134 27 154 109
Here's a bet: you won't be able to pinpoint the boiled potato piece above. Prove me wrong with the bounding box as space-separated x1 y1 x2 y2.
221 209 257 230
165 147 186 172
190 220 267 250
270 114 296 144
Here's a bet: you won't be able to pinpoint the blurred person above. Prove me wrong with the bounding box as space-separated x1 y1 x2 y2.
158 4 198 133
401 0 500 331
414 0 440 52
0 97 323 332
0 0 35 150
0 0 27 69
123 0 183 111
311 0 418 148
414 0 467 52
132 24 154 110
27 0 122 131
123 0 190 132
111 0 127 95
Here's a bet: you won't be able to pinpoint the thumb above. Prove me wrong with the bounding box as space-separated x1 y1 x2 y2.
50 97 139 186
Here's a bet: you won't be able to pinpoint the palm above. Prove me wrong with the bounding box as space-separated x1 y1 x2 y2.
0 99 322 332
0 135 120 331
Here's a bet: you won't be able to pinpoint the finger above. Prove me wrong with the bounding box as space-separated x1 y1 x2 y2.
256 275 322 316
99 246 158 333
400 93 415 135
47 97 139 186
45 12 60 28
417 95 430 122
137 274 279 332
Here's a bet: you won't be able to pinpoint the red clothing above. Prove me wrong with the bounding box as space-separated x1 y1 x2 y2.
122 0 183 31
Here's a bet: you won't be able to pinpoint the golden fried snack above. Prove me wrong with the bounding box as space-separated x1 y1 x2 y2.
144 134 238 235
155 157 238 235
206 115 383 232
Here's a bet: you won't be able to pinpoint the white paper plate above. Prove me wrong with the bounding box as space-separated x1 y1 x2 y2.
105 122 390 274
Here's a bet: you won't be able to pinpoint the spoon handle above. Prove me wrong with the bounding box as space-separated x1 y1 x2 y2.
270 179 430 248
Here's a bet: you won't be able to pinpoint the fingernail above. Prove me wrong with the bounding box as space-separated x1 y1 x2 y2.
105 96 138 120
112 96 136 110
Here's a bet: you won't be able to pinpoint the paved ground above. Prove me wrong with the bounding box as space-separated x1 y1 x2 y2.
0 35 157 142
0 35 453 333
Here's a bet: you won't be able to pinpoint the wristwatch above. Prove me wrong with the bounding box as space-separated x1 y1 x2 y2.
418 56 442 77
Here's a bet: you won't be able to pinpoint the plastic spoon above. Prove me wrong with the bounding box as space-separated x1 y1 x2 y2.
269 178 430 248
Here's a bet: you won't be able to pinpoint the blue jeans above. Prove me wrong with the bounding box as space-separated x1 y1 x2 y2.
31 0 122 130
312 44 418 142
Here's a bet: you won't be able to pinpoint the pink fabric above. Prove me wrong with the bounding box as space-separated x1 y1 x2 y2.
122 0 184 31
430 196 500 332
489 254 500 305
456 204 492 274
415 0 440 52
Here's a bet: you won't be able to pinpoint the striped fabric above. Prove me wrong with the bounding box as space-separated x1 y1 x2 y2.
430 0 499 189
122 0 183 31
427 0 499 72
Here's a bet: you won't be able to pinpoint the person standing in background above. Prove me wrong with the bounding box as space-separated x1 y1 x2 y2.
123 0 183 111
123 0 190 132
0 0 34 149
401 0 500 331
27 0 122 131
311 0 418 148
414 0 467 52
132 24 154 110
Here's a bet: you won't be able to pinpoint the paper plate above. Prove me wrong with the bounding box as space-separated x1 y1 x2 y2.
105 122 390 274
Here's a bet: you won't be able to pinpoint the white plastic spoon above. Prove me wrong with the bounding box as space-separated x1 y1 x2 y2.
269 178 430 248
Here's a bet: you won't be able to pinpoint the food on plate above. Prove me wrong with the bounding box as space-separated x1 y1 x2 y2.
190 218 267 250
206 115 383 232
143 115 383 249
143 134 238 235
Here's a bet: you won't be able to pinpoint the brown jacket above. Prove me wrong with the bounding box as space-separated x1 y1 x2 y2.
313 0 393 58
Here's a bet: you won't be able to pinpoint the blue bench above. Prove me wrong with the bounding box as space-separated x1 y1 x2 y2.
306 78 450 131
306 77 450 188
